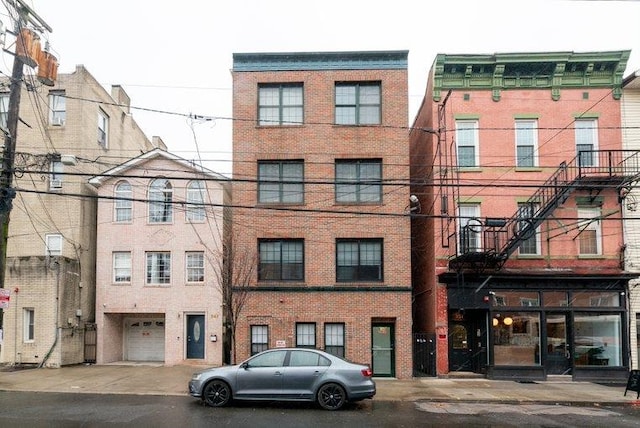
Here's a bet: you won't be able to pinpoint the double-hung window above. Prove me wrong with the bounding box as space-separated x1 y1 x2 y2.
258 161 303 204
258 84 303 126
335 159 382 203
336 238 383 282
324 323 345 357
49 91 66 126
186 251 205 283
517 202 540 255
335 82 381 125
296 323 316 349
148 179 173 223
575 119 598 167
98 109 109 148
515 120 538 167
578 207 601 255
186 180 206 222
258 239 304 281
114 181 132 222
49 160 63 190
458 204 481 253
146 252 171 284
251 325 269 355
456 120 479 167
113 251 132 283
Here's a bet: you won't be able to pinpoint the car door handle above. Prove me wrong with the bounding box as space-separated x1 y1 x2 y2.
274 371 283 376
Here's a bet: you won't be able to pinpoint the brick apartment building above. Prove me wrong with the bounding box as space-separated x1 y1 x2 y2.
0 65 163 367
231 51 413 378
411 51 636 382
90 149 228 366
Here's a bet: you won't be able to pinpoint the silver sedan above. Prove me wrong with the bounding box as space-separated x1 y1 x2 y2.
189 348 376 410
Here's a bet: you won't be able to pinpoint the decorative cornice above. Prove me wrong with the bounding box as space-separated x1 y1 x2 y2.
432 50 631 102
232 50 409 72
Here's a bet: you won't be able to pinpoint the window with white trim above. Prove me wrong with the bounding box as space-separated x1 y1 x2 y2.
49 91 66 126
114 181 132 222
575 119 598 167
113 252 132 283
515 120 538 167
578 207 601 255
23 308 34 342
148 179 173 223
186 180 206 222
45 233 62 256
296 323 316 349
186 252 205 283
49 160 63 190
456 120 479 167
458 204 481 253
146 252 171 284
0 93 9 130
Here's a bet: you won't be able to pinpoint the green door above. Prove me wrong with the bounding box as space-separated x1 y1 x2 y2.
372 323 395 377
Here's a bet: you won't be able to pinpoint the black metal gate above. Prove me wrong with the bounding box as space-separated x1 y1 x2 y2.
84 323 96 364
413 333 436 377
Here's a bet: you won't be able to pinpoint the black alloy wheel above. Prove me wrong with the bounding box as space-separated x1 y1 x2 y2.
203 380 231 407
317 383 346 410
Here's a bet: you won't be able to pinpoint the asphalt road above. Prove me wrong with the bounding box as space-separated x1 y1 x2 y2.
2 391 640 427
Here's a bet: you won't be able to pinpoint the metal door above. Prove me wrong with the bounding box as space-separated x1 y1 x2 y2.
187 314 205 359
371 323 395 377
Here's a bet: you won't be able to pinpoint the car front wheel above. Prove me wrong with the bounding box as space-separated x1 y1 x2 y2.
317 383 346 410
203 380 231 407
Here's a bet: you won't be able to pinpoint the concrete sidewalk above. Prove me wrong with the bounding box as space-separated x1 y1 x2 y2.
1 363 638 406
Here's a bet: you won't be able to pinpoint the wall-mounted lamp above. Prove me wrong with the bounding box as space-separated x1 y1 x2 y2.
210 334 217 342
408 195 421 214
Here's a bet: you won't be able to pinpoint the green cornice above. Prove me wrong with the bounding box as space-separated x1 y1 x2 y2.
431 50 630 102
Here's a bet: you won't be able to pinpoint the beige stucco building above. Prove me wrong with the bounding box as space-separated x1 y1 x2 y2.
90 149 228 366
0 65 164 367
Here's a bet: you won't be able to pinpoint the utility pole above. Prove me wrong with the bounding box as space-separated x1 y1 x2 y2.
0 0 52 337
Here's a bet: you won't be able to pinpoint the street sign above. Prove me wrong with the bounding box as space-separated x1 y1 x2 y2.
0 288 10 309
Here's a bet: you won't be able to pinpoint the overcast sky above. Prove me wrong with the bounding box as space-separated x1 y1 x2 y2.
4 0 640 176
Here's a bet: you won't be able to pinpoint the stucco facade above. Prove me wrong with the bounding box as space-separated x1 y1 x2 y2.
90 149 228 366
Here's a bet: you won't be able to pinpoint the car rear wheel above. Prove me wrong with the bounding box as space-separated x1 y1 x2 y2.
317 383 346 410
203 380 231 407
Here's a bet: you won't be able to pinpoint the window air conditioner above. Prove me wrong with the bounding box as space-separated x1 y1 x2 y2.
52 117 64 126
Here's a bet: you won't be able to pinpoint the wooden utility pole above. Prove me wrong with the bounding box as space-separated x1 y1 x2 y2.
0 0 52 336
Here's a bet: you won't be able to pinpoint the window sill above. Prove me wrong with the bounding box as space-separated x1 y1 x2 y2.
516 254 543 259
515 167 542 172
111 282 132 286
186 282 205 286
457 167 483 173
578 254 604 259
256 124 305 129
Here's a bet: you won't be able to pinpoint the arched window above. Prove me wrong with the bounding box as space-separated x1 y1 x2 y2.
114 181 132 222
186 180 206 222
148 178 173 223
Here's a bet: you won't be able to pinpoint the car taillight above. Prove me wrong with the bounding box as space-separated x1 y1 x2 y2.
361 367 373 377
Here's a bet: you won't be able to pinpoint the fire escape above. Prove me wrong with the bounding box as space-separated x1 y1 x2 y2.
448 150 640 271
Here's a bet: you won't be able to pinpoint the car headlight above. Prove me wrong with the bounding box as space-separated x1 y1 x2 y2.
191 373 203 381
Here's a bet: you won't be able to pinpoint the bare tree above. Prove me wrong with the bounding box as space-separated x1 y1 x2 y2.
209 229 256 364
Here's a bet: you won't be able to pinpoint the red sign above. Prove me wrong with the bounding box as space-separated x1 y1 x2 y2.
0 288 10 309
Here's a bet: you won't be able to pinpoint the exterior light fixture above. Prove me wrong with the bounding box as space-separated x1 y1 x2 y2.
503 317 513 326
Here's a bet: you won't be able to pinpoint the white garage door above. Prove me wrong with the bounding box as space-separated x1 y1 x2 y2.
125 318 165 362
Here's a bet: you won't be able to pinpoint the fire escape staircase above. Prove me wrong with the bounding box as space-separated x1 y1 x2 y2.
449 150 640 271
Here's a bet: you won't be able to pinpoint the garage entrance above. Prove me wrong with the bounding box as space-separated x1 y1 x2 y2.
125 318 165 362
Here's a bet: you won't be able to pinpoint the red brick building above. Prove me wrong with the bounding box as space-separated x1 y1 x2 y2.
411 51 636 382
231 51 413 378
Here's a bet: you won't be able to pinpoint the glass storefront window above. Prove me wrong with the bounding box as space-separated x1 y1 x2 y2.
543 292 568 307
493 312 541 366
573 313 622 367
571 292 620 307
492 291 540 307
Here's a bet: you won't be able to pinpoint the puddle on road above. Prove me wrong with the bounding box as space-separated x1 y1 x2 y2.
415 402 619 417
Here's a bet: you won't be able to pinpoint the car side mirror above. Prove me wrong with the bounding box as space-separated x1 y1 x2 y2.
241 362 249 369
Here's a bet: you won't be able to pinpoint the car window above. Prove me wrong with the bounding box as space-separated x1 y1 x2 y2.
248 350 286 367
289 350 331 367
